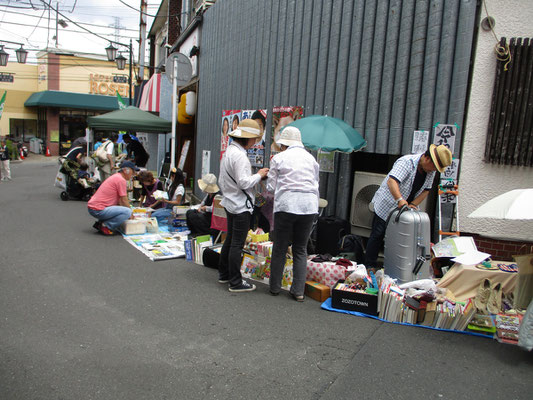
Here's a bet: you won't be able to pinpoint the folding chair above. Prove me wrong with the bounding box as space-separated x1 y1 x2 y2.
210 195 227 244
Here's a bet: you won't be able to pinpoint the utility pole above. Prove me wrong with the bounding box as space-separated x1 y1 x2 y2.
139 0 147 80
55 1 59 47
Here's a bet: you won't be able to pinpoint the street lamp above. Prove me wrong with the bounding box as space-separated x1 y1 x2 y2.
0 46 8 67
105 40 133 106
16 46 28 64
0 41 29 66
115 54 127 71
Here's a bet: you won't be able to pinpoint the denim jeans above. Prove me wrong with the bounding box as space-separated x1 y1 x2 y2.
218 210 251 287
151 207 172 224
364 213 388 268
270 212 315 296
88 206 132 231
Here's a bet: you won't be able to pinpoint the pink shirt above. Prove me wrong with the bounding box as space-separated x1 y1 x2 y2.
88 173 127 211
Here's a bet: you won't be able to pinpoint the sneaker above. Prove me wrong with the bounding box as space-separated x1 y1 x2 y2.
99 225 116 236
229 281 256 292
269 290 280 296
92 221 102 231
218 279 229 284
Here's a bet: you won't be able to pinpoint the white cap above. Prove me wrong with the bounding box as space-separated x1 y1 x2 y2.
278 126 303 147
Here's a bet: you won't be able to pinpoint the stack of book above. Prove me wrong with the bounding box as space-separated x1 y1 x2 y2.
184 234 213 263
378 282 476 330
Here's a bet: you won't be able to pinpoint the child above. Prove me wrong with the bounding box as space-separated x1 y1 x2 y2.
77 162 95 189
151 168 185 223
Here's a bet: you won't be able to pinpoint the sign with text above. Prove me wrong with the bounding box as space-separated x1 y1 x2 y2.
412 130 429 154
433 124 457 154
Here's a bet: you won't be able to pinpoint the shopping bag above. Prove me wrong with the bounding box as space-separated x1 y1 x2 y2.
55 171 66 190
513 246 533 310
146 217 159 233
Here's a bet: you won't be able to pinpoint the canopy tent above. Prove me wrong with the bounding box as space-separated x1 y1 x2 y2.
87 106 172 133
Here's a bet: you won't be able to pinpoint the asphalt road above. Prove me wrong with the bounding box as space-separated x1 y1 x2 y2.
1 157 532 400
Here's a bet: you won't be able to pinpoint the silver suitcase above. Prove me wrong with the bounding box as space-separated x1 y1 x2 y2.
383 207 432 284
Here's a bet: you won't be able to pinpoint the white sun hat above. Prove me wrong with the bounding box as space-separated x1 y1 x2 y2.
228 119 262 139
278 126 303 147
197 173 219 193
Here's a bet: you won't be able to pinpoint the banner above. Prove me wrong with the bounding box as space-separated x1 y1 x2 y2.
0 91 6 120
116 91 127 110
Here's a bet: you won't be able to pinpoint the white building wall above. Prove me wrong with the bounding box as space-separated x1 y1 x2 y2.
461 0 533 241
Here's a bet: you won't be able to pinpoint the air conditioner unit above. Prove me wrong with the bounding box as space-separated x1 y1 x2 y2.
350 171 431 238
350 172 387 237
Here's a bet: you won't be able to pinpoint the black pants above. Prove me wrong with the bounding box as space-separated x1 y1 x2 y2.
218 210 251 287
186 209 213 236
364 213 387 268
270 212 315 296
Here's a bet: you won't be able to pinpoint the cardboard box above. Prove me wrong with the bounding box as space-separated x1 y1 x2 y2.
331 280 379 316
305 281 331 302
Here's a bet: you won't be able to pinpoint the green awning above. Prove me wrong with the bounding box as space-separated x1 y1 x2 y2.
25 90 120 111
87 106 172 133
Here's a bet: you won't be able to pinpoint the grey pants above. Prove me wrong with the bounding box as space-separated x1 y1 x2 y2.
270 212 316 296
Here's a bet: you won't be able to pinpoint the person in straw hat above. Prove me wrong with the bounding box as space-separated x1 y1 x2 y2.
218 119 269 293
266 126 319 302
364 144 453 270
185 173 221 236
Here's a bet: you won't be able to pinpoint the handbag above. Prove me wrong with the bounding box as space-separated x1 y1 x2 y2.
95 141 111 163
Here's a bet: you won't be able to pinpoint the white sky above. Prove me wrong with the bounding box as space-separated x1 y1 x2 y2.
0 0 159 64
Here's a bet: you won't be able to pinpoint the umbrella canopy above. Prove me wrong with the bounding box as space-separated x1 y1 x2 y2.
468 189 533 220
284 115 367 152
87 106 172 133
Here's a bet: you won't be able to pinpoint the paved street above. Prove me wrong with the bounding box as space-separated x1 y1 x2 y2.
1 158 532 400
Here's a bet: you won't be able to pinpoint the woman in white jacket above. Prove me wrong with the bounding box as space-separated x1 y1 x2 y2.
267 126 319 301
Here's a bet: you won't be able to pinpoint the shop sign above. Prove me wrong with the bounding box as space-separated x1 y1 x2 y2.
0 73 14 83
89 74 128 97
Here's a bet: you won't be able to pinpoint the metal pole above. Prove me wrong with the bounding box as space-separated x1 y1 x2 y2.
129 39 133 106
55 2 59 47
170 57 177 170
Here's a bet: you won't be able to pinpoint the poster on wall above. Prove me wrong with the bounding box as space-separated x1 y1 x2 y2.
412 130 429 154
271 106 304 157
220 109 268 167
439 158 460 204
220 110 239 160
433 124 457 154
201 150 210 177
318 150 335 173
242 109 267 167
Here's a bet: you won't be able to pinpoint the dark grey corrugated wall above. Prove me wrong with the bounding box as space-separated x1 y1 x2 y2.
195 0 478 218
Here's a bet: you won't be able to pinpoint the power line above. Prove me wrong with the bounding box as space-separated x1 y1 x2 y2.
0 19 139 39
0 8 140 31
37 0 126 46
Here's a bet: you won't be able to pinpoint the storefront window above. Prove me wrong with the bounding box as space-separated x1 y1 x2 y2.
9 119 38 142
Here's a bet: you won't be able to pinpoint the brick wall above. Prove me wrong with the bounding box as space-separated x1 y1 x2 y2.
466 233 533 261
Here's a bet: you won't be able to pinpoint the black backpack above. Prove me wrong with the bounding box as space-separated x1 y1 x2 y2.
338 234 365 263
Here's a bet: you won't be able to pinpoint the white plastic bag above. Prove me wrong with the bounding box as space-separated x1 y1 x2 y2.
146 217 159 233
518 299 533 351
55 171 66 190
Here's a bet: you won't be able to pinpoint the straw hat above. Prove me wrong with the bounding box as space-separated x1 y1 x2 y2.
198 173 219 193
228 119 262 139
278 126 303 147
429 144 452 173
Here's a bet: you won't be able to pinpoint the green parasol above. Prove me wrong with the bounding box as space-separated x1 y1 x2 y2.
284 115 367 152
